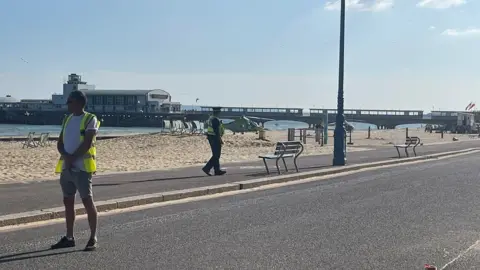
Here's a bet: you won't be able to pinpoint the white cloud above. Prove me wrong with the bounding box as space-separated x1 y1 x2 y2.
324 0 394 12
429 26 436 30
441 28 480 36
417 0 466 9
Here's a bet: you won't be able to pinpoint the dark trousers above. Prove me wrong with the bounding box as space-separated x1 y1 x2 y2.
204 135 222 173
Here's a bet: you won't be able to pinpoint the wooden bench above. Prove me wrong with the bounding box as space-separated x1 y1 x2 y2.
259 141 304 174
394 136 421 158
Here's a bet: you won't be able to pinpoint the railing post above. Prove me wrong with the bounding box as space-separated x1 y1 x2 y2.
287 128 294 141
323 113 328 145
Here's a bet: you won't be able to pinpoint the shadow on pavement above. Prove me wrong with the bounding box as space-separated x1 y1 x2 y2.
245 164 332 177
92 168 264 187
0 248 80 263
93 174 210 187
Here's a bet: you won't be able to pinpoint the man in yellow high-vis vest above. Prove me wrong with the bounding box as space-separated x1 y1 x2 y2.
51 90 100 252
202 107 226 176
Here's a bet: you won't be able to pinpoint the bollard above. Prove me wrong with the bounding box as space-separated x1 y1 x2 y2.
406 127 409 138
258 129 266 140
347 129 354 145
287 128 294 141
367 126 371 139
323 113 328 145
299 129 304 144
441 130 444 139
317 128 324 146
315 128 324 145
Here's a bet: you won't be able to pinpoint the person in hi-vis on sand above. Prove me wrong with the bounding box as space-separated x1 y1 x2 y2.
202 107 226 176
51 90 101 251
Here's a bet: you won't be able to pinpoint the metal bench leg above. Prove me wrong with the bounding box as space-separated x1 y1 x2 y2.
395 147 401 158
262 158 270 174
405 147 409 157
282 157 288 172
412 146 417 156
293 157 299 172
275 158 281 174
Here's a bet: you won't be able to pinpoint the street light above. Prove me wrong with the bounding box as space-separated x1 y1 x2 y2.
333 0 346 166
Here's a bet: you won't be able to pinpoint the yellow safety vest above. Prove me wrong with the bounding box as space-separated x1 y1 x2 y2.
206 116 224 137
54 112 101 173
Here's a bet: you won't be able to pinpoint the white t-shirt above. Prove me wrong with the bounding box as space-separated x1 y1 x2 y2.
62 114 99 171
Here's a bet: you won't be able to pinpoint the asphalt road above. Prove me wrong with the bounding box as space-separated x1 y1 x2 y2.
1 140 480 215
2 151 480 269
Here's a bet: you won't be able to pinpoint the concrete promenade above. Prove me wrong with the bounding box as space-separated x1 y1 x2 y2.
1 140 480 216
2 148 480 268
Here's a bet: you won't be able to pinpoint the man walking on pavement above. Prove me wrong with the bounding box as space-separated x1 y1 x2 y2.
202 107 226 176
51 90 101 251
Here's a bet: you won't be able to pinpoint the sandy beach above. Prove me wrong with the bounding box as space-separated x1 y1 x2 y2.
0 128 475 183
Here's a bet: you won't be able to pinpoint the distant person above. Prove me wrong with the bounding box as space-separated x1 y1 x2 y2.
51 90 100 251
202 107 226 176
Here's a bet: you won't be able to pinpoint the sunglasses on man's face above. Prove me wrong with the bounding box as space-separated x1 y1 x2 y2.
66 99 74 104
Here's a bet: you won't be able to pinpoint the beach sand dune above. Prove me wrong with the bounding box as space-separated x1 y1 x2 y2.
0 128 474 183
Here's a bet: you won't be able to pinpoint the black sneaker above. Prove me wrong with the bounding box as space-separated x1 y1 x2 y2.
84 238 98 251
202 167 212 176
51 236 75 250
214 170 226 176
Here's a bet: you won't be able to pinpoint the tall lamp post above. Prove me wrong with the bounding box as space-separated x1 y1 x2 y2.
333 0 346 166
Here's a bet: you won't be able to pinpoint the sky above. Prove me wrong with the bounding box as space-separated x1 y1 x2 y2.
0 0 479 111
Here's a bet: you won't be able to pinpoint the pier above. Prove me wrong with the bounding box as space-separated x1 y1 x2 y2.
0 106 466 129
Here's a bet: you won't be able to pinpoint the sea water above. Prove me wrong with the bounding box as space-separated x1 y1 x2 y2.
0 121 422 137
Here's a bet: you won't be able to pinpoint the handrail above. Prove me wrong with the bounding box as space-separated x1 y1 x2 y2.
295 142 304 157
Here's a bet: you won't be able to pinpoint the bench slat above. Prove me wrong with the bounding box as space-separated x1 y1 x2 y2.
404 136 420 145
395 136 421 148
274 150 300 155
274 146 301 152
275 142 302 146
259 154 295 159
274 145 301 155
275 144 301 149
395 144 409 148
278 141 302 145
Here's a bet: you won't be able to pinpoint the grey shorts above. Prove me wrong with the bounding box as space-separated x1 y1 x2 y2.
60 170 93 199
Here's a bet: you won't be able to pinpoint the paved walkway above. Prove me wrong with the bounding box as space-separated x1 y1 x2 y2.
1 140 479 216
